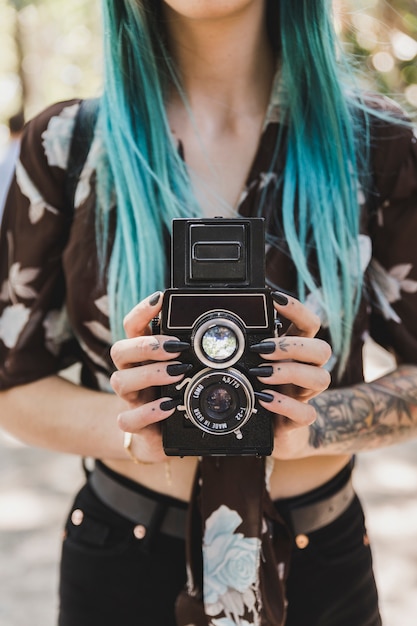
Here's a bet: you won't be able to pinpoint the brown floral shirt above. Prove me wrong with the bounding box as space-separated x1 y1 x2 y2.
0 98 417 392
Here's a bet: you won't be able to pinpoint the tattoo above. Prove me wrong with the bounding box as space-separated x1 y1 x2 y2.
278 339 291 352
150 340 160 351
309 365 417 453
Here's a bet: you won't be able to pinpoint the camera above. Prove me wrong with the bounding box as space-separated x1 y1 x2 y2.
158 217 279 456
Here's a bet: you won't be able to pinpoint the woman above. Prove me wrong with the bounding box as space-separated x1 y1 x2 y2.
0 1 416 625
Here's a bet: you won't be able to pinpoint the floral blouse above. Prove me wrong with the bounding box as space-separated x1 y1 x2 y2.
0 97 416 626
0 98 416 392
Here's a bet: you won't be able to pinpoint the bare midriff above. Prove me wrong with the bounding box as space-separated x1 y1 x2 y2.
104 453 351 502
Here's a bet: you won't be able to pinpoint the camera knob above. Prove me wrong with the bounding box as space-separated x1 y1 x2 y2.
151 316 160 335
274 315 282 337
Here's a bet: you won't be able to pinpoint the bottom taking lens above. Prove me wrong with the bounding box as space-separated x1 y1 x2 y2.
206 386 233 416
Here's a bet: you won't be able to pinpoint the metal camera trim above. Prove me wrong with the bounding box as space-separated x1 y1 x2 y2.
192 312 246 369
182 367 255 436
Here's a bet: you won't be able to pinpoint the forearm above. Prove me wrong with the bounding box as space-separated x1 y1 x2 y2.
308 364 417 454
0 375 127 459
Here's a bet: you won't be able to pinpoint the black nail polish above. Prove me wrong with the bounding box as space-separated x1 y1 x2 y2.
149 291 162 306
167 363 193 376
250 341 276 354
271 291 289 306
160 398 182 412
249 366 273 377
254 391 274 403
163 340 191 353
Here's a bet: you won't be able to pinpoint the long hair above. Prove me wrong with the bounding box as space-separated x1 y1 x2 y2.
95 0 383 373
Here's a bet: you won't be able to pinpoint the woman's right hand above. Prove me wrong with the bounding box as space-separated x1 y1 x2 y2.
110 291 190 464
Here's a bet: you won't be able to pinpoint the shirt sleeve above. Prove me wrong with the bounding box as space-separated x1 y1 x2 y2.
368 114 417 364
0 100 82 389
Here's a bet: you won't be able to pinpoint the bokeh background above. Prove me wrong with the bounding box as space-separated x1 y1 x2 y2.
1 0 417 126
0 1 417 625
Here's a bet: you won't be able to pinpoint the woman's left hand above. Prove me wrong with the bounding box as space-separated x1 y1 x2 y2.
252 293 332 459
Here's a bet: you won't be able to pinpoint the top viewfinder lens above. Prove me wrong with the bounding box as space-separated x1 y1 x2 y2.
201 325 238 362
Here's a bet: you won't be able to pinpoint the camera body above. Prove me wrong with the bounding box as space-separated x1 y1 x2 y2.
160 217 277 456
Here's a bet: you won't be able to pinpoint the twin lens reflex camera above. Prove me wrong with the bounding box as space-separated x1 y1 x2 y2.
157 217 280 456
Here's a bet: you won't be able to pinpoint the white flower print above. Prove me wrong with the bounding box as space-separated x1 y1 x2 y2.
203 505 260 621
74 130 105 209
211 618 252 626
77 337 109 370
368 258 417 322
83 296 112 345
92 294 109 317
94 371 113 393
0 303 30 348
9 262 39 300
0 257 40 304
15 161 59 224
41 103 79 170
43 308 73 356
84 320 112 345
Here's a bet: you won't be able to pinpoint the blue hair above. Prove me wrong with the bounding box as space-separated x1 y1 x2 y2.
96 0 200 341
95 0 400 375
276 0 369 374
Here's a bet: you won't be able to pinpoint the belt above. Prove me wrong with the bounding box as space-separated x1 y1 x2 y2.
89 463 187 540
89 462 355 541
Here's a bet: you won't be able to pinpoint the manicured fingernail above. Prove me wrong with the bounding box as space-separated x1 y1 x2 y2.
149 291 162 306
254 391 274 403
249 366 273 377
160 398 182 412
250 341 276 354
271 291 289 306
163 340 191 353
167 363 193 376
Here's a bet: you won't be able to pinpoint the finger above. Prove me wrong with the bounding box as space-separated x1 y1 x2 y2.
123 291 163 339
110 361 192 402
110 334 189 369
272 292 321 338
117 396 176 433
257 389 317 427
252 361 331 395
117 397 179 463
250 337 331 366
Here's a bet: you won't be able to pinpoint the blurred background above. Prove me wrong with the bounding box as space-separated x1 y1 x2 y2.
0 1 417 625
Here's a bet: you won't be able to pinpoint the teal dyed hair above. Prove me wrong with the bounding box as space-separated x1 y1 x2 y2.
276 0 368 374
96 0 201 341
95 0 397 374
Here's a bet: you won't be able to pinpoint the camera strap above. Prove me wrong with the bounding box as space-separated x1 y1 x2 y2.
175 456 291 626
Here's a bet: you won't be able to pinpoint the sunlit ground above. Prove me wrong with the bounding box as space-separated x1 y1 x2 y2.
0 342 416 625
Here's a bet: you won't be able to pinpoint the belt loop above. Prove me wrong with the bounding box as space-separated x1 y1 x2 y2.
141 502 168 551
81 457 92 479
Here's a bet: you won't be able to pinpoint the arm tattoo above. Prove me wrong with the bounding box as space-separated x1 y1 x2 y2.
309 365 417 453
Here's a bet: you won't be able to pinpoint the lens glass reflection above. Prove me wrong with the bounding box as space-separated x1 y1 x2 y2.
206 386 233 416
201 325 238 361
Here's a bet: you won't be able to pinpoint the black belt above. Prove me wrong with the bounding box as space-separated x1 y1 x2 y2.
89 462 355 541
89 463 187 540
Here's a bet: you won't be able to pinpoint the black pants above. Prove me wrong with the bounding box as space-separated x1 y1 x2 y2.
59 465 381 626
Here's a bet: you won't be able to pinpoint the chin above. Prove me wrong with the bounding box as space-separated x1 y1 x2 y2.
162 0 261 21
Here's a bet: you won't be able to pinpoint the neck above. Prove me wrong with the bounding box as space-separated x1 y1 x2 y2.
162 2 275 121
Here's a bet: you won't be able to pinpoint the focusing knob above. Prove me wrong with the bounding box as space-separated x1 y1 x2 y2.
151 316 160 335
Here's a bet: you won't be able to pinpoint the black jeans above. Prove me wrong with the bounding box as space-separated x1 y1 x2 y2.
58 465 381 626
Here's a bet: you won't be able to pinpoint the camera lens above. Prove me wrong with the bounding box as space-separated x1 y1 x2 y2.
193 314 245 368
183 367 254 436
203 384 236 422
201 325 238 362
